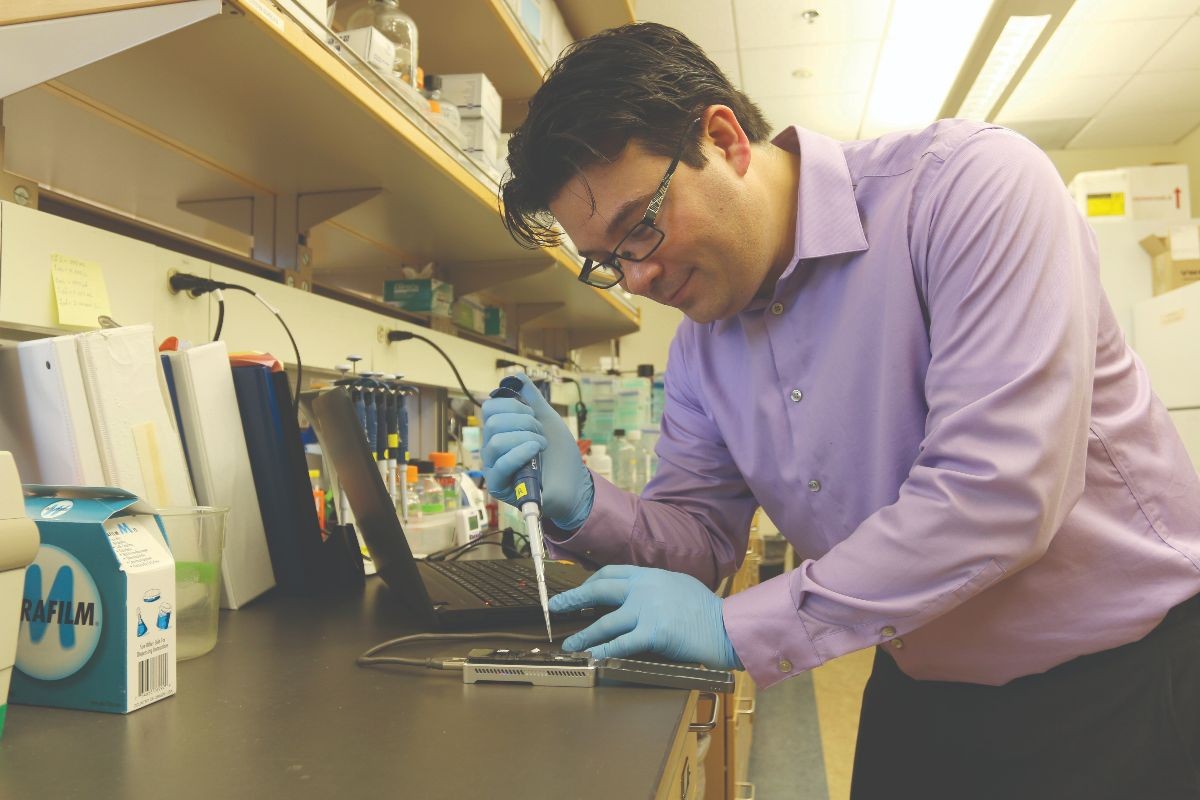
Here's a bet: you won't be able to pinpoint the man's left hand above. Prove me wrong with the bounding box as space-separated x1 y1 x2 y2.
549 565 743 669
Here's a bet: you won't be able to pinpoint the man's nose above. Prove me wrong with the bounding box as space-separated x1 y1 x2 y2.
621 259 663 296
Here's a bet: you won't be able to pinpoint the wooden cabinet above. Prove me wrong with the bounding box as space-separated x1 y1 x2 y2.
703 526 763 800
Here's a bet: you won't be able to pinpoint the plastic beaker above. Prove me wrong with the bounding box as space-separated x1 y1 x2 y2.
157 506 227 661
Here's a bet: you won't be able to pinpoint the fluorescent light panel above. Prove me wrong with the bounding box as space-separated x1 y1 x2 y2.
859 0 995 139
956 14 1051 120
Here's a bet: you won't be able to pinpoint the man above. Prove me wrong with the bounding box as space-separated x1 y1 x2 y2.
481 22 1200 798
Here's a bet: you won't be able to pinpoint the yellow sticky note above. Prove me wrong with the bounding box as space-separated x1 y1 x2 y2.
51 254 112 328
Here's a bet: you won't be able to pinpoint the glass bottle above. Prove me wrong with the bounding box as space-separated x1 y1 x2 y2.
405 464 423 520
611 429 636 492
347 0 419 87
415 459 445 515
430 452 460 510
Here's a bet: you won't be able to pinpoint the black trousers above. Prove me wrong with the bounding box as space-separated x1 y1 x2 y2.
851 594 1200 800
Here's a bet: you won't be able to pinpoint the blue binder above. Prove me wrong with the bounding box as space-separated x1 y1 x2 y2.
230 364 323 593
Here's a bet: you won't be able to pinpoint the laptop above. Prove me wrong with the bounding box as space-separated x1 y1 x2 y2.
303 387 595 629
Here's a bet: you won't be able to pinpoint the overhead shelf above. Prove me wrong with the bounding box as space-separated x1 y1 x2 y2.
558 0 636 41
0 0 639 352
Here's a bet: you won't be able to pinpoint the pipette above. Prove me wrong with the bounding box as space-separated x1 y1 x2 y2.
489 376 553 642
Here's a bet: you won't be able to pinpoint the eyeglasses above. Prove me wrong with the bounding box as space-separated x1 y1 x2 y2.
578 117 702 289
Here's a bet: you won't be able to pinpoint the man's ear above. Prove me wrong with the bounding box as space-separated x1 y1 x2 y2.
703 105 752 177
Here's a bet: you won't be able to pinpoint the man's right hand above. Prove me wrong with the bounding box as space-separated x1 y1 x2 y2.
481 374 594 530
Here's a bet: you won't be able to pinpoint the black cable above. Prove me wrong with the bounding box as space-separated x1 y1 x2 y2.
358 631 575 671
562 377 588 439
212 290 226 341
423 528 528 562
169 272 303 418
386 331 482 408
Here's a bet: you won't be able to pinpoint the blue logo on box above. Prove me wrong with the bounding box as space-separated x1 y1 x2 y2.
17 545 103 681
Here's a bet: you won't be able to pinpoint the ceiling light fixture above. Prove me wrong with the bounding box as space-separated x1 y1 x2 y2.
955 14 1051 120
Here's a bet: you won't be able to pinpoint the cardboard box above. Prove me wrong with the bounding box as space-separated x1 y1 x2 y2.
484 307 507 338
451 298 485 334
12 487 176 714
437 73 502 128
332 26 396 76
461 117 502 176
384 278 454 316
1141 225 1200 296
1068 164 1190 222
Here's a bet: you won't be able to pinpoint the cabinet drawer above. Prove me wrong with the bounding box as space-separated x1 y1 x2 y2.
731 672 756 785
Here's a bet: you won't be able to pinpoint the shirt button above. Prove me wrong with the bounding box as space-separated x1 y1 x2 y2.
881 626 896 638
807 479 821 492
892 638 905 650
790 389 803 402
778 659 794 673
770 302 784 315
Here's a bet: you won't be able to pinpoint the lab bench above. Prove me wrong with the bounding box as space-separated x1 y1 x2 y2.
0 575 708 799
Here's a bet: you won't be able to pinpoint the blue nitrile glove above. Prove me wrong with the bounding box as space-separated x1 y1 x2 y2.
549 565 743 669
481 373 594 530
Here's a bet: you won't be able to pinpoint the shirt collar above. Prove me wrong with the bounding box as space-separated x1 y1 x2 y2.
772 125 869 282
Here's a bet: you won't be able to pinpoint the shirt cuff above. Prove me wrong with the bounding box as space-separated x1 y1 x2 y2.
723 573 822 689
542 470 636 566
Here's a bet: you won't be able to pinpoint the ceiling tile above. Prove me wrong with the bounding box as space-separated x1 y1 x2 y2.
996 75 1127 121
635 0 737 53
1102 70 1200 115
1023 18 1183 80
707 49 743 88
1143 16 1200 72
1068 110 1200 148
1000 118 1091 150
732 0 891 49
739 40 881 98
754 93 866 139
1061 0 1200 23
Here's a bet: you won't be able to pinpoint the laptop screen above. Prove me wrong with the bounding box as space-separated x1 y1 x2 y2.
302 387 431 611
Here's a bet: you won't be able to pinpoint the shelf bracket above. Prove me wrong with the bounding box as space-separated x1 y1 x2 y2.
441 258 554 296
0 0 221 100
178 186 381 270
515 302 565 327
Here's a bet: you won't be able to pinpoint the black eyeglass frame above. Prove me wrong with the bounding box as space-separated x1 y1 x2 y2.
577 117 703 290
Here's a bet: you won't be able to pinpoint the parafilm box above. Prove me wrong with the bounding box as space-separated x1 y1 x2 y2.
12 487 176 713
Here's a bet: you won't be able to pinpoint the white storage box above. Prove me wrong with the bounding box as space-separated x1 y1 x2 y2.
1068 164 1191 222
332 26 396 76
404 511 456 557
438 73 502 129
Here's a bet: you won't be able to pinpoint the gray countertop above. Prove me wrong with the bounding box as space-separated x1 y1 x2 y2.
0 576 693 799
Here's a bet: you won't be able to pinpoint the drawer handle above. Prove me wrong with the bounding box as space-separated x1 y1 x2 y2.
736 781 756 799
736 697 756 716
688 691 720 732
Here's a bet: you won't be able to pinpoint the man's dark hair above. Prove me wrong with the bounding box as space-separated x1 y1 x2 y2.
500 22 771 249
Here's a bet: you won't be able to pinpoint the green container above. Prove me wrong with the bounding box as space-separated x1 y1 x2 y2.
484 307 507 337
451 299 485 333
383 279 454 316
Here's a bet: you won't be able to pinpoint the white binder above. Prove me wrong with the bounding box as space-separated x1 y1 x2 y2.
74 324 196 510
0 335 105 486
164 342 276 608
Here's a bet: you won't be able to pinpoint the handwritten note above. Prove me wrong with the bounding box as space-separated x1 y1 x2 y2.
51 254 112 328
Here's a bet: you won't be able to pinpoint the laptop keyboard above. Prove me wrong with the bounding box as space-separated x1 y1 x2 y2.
425 559 577 608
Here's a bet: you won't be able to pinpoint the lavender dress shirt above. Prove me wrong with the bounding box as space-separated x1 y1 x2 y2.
548 119 1200 688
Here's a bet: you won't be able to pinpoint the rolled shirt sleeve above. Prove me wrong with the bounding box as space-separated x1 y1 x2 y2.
725 130 1099 687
